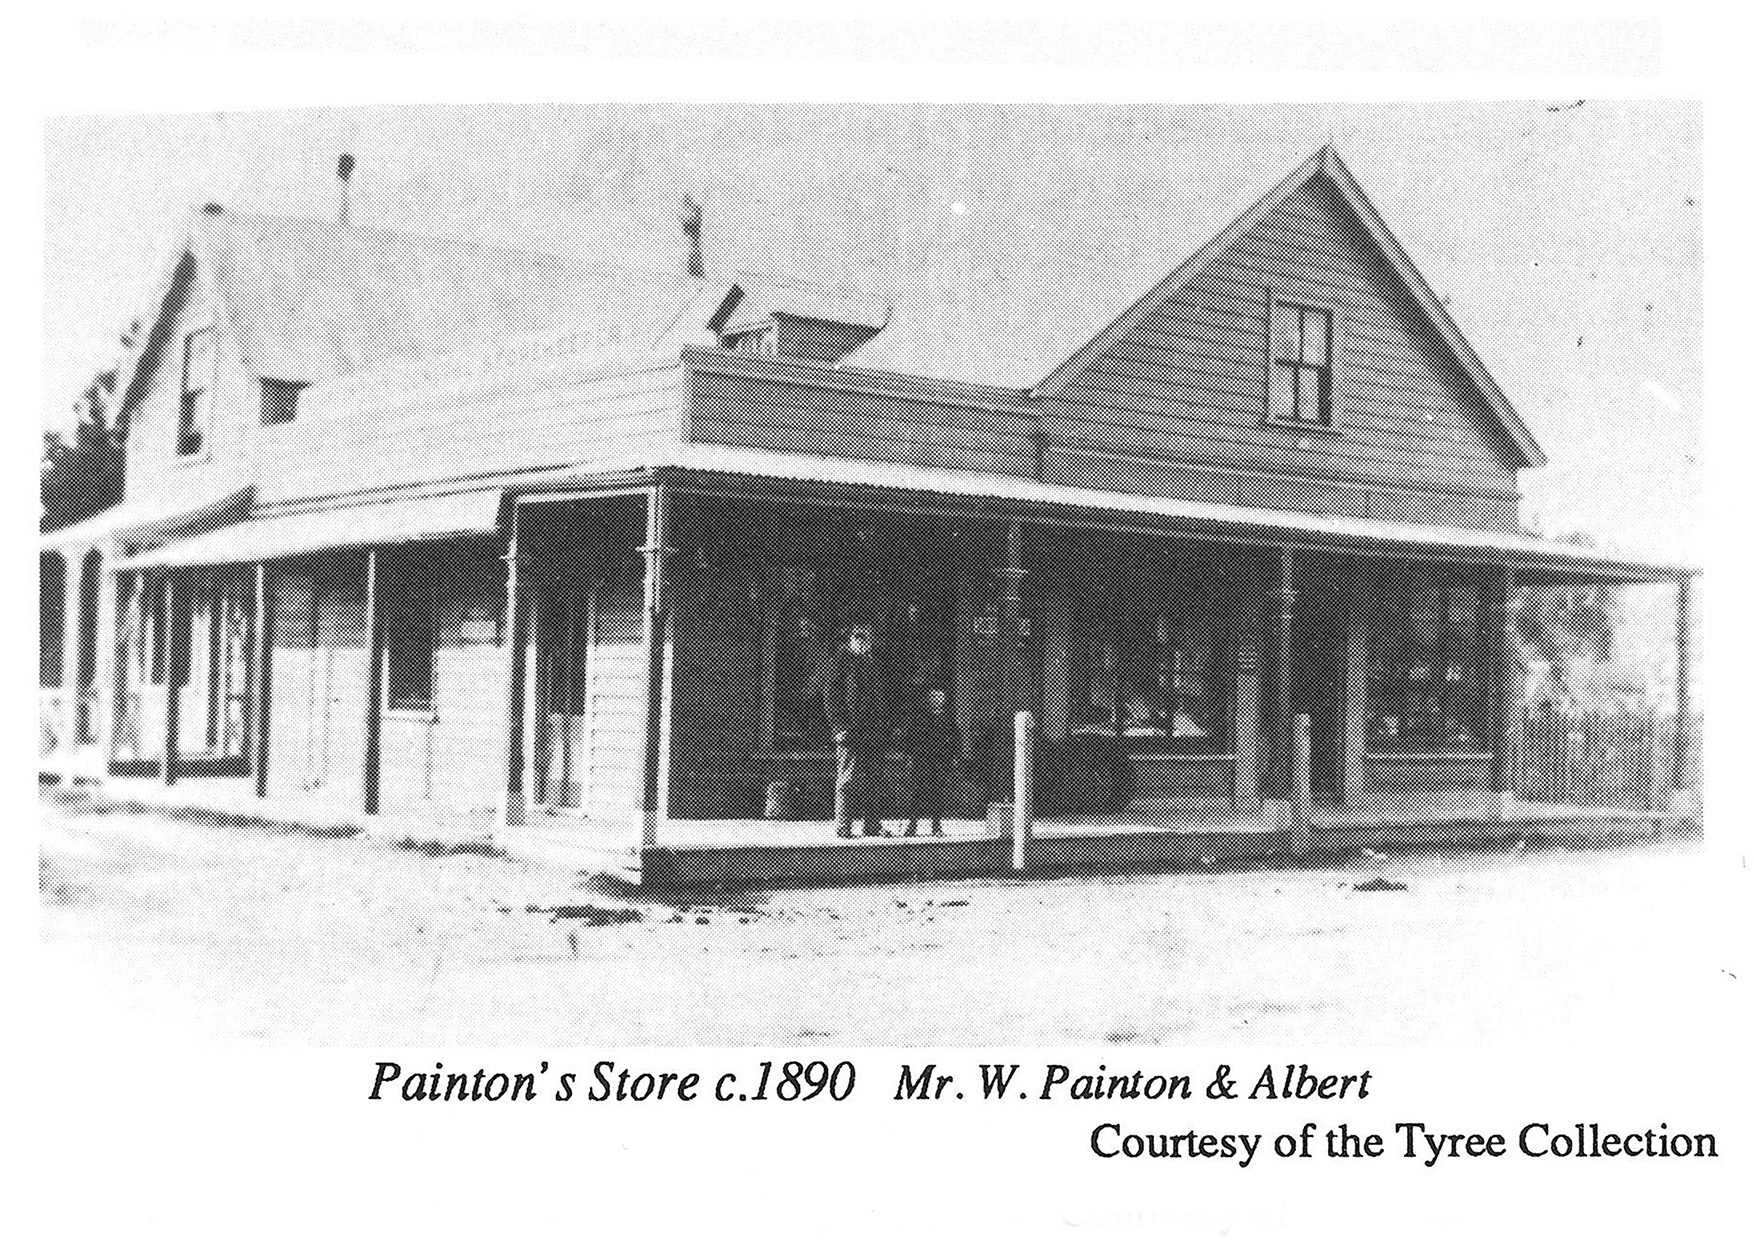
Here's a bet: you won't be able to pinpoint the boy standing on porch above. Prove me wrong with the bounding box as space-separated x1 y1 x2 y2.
829 626 887 839
901 684 960 837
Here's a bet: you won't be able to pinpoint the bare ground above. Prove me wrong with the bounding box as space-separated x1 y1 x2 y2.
37 788 1731 1045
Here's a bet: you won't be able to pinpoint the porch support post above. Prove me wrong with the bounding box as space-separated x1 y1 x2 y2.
1488 561 1517 817
252 563 273 798
496 508 530 832
1234 637 1262 809
93 548 118 776
161 573 179 786
999 517 1031 719
1672 574 1694 813
361 548 384 816
640 483 673 848
1342 561 1370 808
1264 545 1296 825
60 547 85 776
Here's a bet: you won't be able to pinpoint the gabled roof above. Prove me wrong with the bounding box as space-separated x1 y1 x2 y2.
1031 144 1546 468
108 211 730 420
109 209 892 424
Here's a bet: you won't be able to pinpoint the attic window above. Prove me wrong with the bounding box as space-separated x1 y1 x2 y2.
178 326 214 456
260 378 306 426
1268 300 1334 427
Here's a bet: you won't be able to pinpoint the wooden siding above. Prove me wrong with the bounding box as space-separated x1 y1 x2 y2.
582 581 645 821
685 352 1041 481
521 498 651 824
121 253 259 507
264 555 368 809
262 359 682 505
377 542 508 814
1044 176 1522 530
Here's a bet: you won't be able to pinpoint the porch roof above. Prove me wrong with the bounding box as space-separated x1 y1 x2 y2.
115 488 504 570
40 485 254 554
624 444 1695 585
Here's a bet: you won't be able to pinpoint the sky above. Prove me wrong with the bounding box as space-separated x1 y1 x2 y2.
43 100 1700 562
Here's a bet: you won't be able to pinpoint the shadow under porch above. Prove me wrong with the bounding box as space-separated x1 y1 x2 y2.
657 490 1522 831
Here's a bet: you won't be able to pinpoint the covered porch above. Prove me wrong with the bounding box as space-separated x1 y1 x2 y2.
491 455 1697 882
41 454 1697 888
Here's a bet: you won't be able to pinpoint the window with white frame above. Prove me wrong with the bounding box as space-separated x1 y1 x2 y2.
1268 299 1334 427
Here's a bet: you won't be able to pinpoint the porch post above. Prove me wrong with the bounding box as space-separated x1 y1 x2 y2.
93 548 118 776
1672 574 1694 812
361 548 384 816
252 562 273 798
639 483 673 848
1342 561 1370 807
60 547 85 775
1264 545 1296 825
999 518 1030 720
1234 637 1262 809
1488 561 1517 816
161 573 179 786
496 508 530 831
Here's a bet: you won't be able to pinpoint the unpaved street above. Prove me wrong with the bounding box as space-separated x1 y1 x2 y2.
38 790 1733 1044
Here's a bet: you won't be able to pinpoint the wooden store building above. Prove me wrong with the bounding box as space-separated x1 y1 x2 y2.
39 144 1696 884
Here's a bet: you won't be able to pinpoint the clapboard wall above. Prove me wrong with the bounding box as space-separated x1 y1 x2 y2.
376 540 508 815
1042 175 1523 530
681 172 1524 534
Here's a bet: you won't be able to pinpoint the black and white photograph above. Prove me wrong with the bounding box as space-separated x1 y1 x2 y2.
39 98 1708 1044
16 13 1749 1239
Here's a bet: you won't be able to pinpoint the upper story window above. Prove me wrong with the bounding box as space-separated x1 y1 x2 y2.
1269 300 1334 427
178 326 214 456
260 378 306 426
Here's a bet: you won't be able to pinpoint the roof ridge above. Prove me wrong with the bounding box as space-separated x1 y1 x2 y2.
191 206 713 286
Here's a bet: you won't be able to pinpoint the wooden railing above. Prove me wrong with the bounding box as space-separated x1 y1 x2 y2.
1512 707 1699 811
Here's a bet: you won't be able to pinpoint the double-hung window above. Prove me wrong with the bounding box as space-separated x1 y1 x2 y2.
1269 300 1334 427
178 327 214 456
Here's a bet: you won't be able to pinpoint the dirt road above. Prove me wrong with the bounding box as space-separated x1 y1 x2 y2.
38 789 1730 1044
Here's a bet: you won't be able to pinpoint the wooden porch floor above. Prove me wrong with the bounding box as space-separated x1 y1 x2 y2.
649 788 1678 848
68 774 1690 889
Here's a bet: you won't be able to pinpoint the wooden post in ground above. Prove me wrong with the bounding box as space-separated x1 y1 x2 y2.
361 548 384 816
1012 710 1035 872
495 509 530 832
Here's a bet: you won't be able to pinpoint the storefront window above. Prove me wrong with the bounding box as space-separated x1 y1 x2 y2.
770 565 833 752
765 556 958 754
1072 613 1228 752
1368 580 1486 752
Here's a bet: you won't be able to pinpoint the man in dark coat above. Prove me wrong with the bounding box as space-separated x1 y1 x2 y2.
827 626 886 838
900 684 961 836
